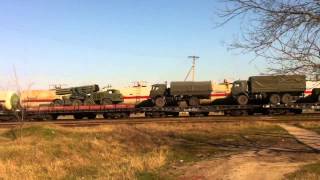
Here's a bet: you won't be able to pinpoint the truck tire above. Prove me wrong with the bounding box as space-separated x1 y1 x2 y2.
269 94 280 105
189 97 200 106
72 100 82 106
101 98 112 105
281 94 292 104
84 98 95 105
155 97 166 108
236 95 248 105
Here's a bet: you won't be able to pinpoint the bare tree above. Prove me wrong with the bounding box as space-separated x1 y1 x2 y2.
217 0 320 78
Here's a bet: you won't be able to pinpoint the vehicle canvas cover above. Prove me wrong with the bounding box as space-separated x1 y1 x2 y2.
249 75 306 93
170 81 212 97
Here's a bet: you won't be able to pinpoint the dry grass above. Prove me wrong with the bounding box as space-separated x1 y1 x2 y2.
0 122 304 179
0 125 168 179
286 162 320 180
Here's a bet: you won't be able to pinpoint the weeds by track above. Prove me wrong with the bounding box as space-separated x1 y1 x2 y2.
0 113 320 128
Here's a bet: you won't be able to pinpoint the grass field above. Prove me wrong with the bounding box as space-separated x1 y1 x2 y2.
0 122 316 179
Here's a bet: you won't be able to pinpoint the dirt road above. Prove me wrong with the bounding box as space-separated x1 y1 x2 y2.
177 150 319 180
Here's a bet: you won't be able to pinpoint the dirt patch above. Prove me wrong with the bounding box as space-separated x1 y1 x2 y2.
175 150 320 180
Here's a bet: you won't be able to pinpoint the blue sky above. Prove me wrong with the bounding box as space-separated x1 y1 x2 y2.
0 0 266 90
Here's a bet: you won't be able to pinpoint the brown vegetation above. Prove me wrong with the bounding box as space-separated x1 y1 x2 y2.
0 122 317 179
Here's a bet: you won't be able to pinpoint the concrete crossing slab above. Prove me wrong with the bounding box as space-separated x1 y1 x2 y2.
280 124 320 151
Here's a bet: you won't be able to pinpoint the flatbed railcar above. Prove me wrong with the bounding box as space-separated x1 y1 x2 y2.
22 102 320 121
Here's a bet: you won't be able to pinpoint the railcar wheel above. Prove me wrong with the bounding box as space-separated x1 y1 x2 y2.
189 97 200 106
86 113 96 119
236 95 249 105
72 100 82 106
45 114 58 120
281 94 292 104
103 113 111 119
171 112 180 117
53 99 64 106
293 109 303 114
101 98 112 105
151 112 161 118
202 112 209 116
269 94 281 105
74 114 84 120
120 113 129 119
189 112 196 117
155 97 166 108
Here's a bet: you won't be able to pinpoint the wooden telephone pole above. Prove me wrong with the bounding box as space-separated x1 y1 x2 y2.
184 56 199 81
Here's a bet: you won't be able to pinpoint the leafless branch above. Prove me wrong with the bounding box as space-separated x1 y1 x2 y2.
217 0 320 77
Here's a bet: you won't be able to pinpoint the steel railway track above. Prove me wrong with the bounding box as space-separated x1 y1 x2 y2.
1 113 320 128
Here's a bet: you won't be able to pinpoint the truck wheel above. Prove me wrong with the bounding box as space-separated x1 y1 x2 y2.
269 94 281 105
281 94 292 104
155 97 165 108
237 95 248 105
72 100 82 106
189 97 200 106
53 99 64 106
101 98 112 105
84 98 95 105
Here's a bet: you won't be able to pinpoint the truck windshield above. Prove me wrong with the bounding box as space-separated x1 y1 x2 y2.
152 86 159 91
233 82 241 87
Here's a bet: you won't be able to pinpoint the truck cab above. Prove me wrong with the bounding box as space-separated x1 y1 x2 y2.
149 84 169 107
231 80 248 97
231 80 249 105
149 84 168 99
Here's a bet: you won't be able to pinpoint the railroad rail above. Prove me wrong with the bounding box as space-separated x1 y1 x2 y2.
1 113 320 128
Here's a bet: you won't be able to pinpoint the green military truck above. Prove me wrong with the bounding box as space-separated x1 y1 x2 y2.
231 75 306 105
53 84 123 106
150 81 212 107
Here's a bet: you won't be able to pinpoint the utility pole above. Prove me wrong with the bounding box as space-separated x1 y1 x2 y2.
184 56 200 81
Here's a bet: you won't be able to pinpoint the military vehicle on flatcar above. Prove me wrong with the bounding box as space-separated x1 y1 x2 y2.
53 84 123 106
231 75 306 105
150 81 212 107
